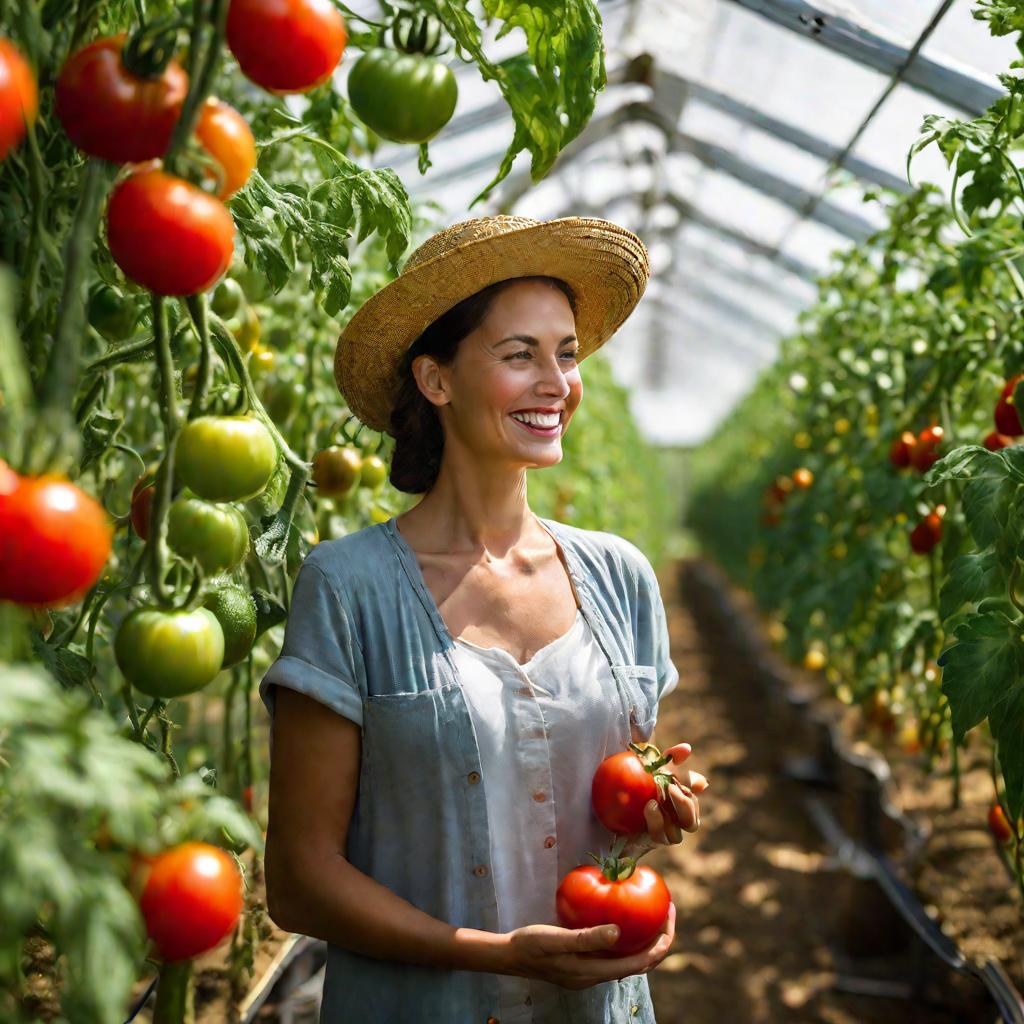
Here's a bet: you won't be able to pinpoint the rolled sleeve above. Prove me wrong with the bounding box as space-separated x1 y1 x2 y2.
259 559 365 727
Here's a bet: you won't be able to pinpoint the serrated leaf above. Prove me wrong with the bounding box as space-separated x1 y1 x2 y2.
939 550 1005 619
80 407 123 471
938 611 1024 745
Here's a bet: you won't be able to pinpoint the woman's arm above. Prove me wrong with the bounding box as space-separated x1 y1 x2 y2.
265 685 505 971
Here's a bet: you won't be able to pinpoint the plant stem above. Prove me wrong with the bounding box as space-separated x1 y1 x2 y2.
152 961 194 1024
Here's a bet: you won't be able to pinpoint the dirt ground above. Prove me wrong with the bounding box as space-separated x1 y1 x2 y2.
644 561 1000 1024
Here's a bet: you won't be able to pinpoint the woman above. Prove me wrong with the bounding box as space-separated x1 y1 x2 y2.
260 214 709 1023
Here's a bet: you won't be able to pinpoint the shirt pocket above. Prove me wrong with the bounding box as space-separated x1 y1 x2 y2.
609 664 658 743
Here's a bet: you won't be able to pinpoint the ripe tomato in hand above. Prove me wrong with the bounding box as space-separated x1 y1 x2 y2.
0 475 112 606
107 166 235 296
138 842 243 962
195 97 256 199
592 742 678 835
556 857 671 957
55 35 187 163
0 38 38 161
227 0 347 94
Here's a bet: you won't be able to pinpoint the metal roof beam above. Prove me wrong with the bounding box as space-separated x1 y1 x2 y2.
721 0 1000 115
660 72 909 194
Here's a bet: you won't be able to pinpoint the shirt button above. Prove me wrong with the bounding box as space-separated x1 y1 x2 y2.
631 1006 640 1015
467 771 481 785
544 836 556 849
532 791 547 802
473 864 489 878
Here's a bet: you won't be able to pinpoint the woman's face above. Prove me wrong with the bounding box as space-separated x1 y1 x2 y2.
425 279 583 471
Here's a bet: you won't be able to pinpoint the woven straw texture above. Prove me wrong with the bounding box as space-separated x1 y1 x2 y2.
334 215 650 433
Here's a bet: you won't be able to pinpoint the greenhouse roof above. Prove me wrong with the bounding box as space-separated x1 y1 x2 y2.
341 0 1018 446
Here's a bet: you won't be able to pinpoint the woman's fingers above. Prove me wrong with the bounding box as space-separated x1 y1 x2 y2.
645 797 682 844
666 781 699 832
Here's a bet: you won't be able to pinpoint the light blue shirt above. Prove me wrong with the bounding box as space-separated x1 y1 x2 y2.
259 515 679 1023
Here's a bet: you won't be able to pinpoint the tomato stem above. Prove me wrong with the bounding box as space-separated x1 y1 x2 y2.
152 960 195 1024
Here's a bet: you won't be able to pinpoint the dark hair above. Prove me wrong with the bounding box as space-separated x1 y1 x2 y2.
389 276 578 494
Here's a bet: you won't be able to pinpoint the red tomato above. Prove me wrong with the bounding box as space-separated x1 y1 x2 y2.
130 470 157 540
791 467 813 489
910 425 943 472
138 842 243 962
195 97 256 199
592 743 679 835
0 475 112 606
227 0 347 93
0 38 38 161
984 430 1013 451
107 166 235 296
988 803 1014 844
0 458 19 496
995 376 1024 437
888 431 916 469
910 507 944 555
556 861 671 957
54 35 187 163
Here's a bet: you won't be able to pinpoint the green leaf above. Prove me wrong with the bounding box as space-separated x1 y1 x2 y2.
938 611 1024 745
939 550 1006 620
421 0 605 204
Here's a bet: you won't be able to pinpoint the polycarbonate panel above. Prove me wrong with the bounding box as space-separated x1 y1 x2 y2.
696 1 889 147
815 0 934 45
777 218 851 273
850 80 961 199
682 164 796 244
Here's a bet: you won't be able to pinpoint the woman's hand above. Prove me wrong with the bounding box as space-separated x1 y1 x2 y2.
630 742 709 853
500 902 676 990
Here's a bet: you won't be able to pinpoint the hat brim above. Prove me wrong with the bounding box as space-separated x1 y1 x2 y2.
334 217 650 433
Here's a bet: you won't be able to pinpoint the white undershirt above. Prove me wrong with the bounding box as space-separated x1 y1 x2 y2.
452 608 628 1023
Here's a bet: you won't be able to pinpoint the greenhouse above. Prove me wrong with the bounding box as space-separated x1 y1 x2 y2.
2 0 1024 1020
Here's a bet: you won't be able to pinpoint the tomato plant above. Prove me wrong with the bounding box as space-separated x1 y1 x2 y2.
0 38 37 161
87 283 138 341
889 430 917 469
0 475 112 607
106 165 235 296
195 97 256 199
994 376 1023 437
226 0 348 94
138 842 243 962
167 495 250 574
910 425 943 472
55 34 187 163
556 850 671 957
115 607 225 698
175 415 278 502
130 469 157 541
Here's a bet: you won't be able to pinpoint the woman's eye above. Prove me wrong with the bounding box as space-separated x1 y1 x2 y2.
561 349 579 361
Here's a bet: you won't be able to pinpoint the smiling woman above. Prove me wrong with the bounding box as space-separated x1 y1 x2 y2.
260 214 706 1024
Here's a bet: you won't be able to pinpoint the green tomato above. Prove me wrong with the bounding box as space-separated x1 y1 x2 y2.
211 277 244 318
261 377 304 425
312 445 362 498
203 584 257 668
167 495 250 574
115 607 225 698
347 49 457 144
359 453 388 491
88 283 138 341
231 264 271 302
176 415 278 502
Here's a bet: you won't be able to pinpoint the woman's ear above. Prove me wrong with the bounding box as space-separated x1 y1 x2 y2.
412 354 450 411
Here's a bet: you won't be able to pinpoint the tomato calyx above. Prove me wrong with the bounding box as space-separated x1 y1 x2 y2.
120 19 187 79
585 834 640 881
391 10 446 56
627 740 676 795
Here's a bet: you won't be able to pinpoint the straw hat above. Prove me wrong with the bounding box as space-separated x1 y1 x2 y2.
334 214 650 433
